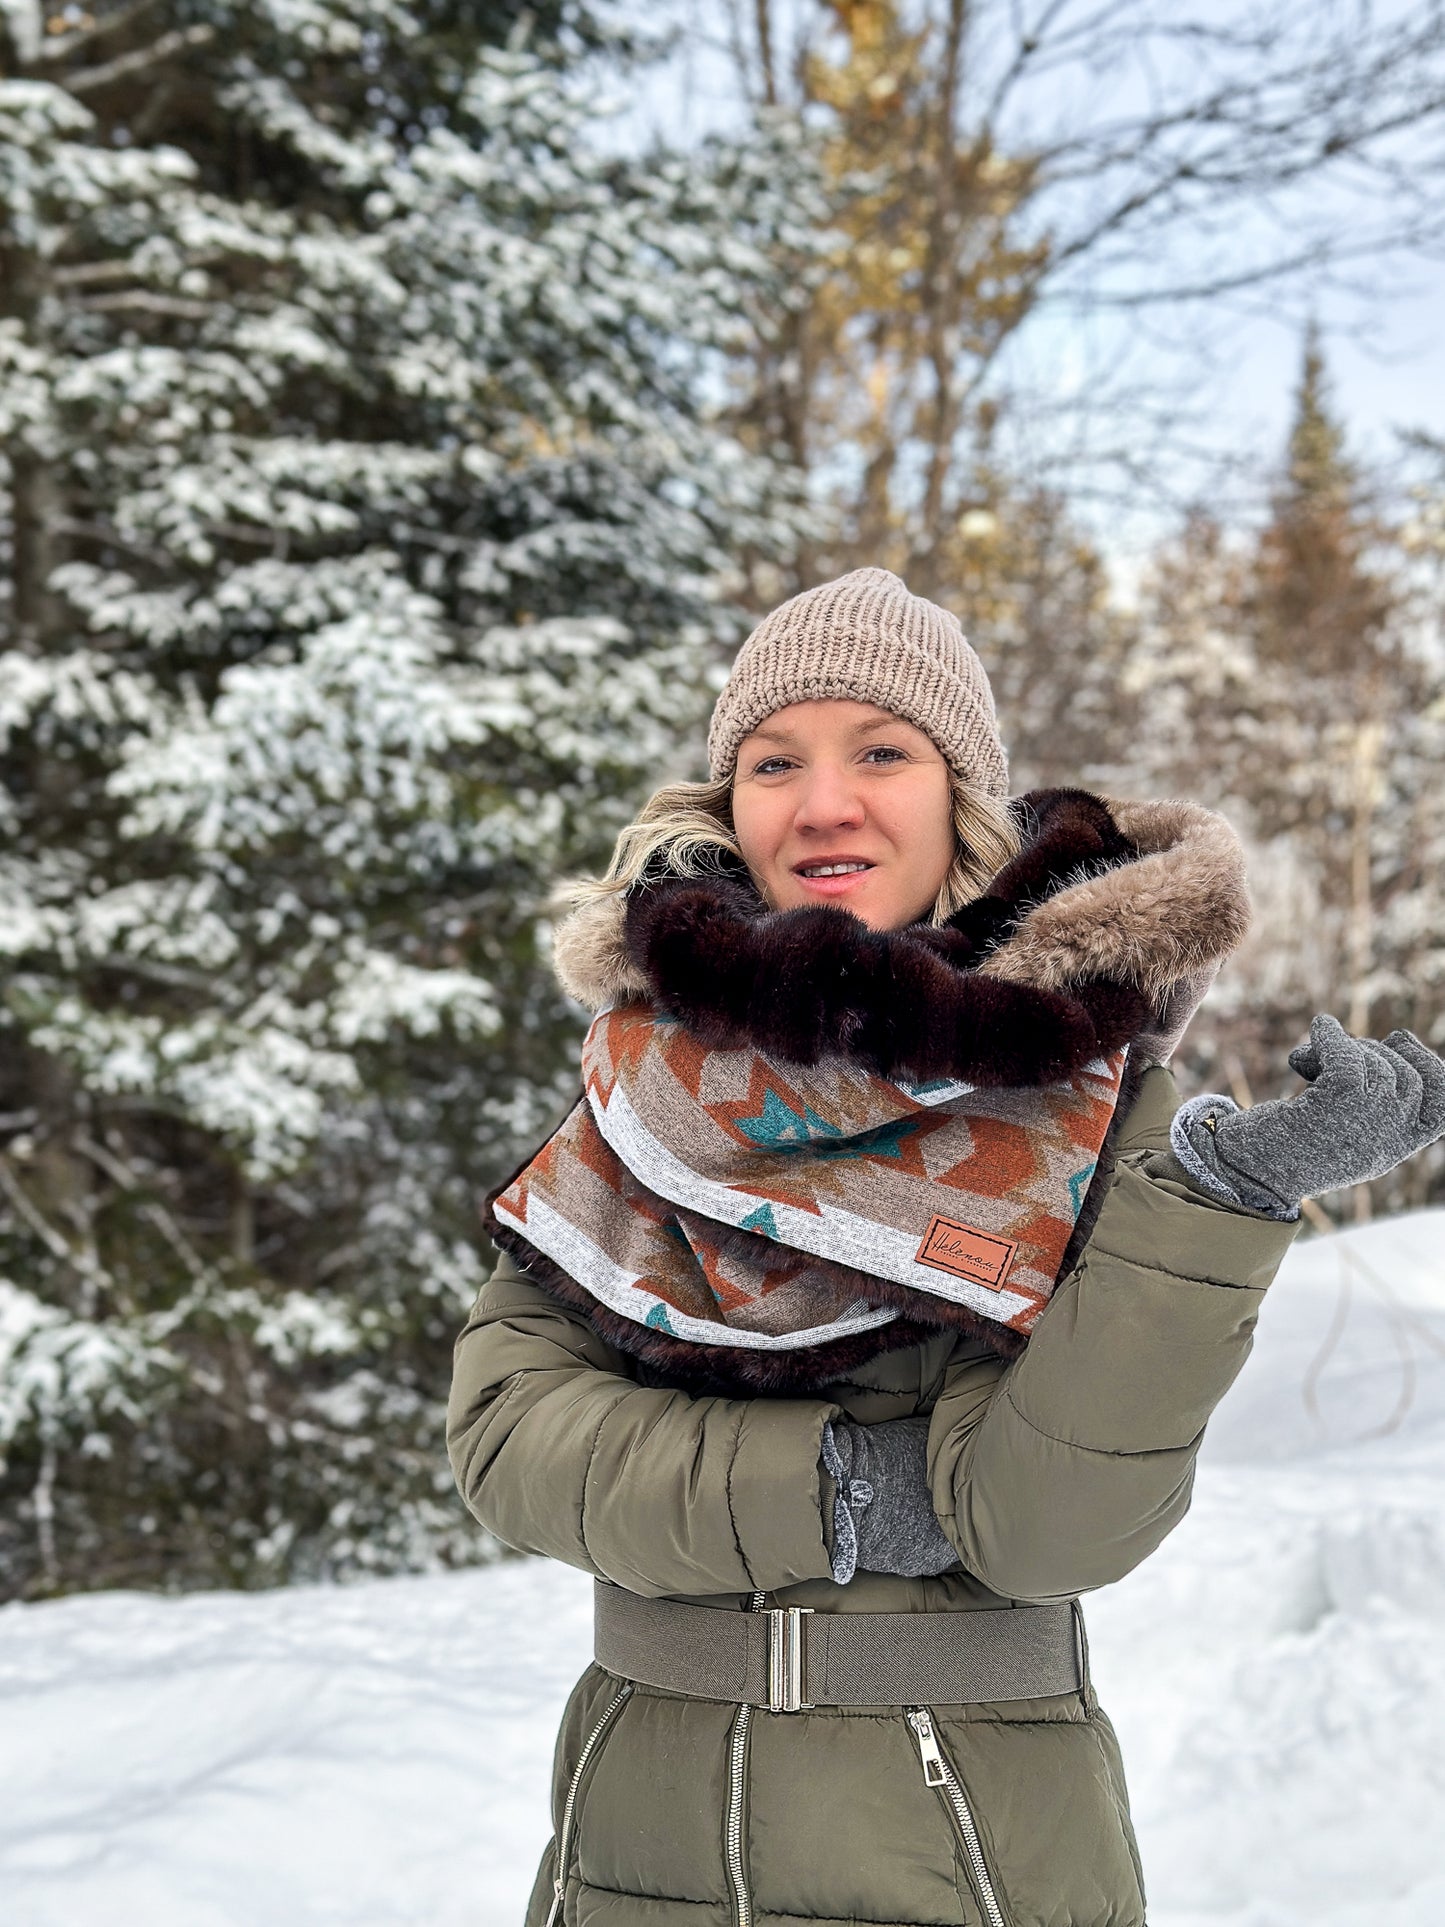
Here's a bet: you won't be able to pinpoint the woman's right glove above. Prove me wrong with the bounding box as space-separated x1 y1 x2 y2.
820 1416 960 1584
1171 1013 1445 1219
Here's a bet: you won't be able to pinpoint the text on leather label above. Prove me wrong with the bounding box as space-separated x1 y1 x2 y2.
914 1216 1018 1291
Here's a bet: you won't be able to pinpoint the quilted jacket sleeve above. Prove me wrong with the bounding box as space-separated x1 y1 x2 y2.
927 1063 1301 1604
446 1255 841 1599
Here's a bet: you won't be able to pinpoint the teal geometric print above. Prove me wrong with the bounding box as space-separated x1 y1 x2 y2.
1067 1162 1097 1214
734 1086 845 1148
739 1202 781 1239
734 1085 926 1167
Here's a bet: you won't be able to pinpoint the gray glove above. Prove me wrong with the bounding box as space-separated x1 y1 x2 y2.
820 1416 960 1584
1171 1013 1445 1219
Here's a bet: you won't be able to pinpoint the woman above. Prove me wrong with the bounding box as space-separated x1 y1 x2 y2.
449 567 1445 1927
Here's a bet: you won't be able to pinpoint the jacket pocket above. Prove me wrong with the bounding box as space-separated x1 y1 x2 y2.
545 1679 633 1927
909 1707 1148 1927
906 1707 1014 1927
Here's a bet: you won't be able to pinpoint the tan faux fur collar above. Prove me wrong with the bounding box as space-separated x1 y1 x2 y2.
549 796 1249 1057
978 797 1249 999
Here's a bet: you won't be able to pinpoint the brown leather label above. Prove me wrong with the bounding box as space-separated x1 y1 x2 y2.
914 1215 1018 1290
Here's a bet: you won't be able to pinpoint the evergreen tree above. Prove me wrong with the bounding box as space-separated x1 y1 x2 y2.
1251 323 1395 728
0 0 815 1594
1127 334 1444 1215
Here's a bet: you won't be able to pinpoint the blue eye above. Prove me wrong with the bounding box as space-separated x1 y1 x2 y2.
752 756 794 775
862 744 906 764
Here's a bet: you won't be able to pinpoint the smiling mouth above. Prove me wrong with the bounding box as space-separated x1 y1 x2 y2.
794 860 875 878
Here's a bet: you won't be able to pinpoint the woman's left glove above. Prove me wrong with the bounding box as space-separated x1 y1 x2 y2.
1171 1013 1445 1219
820 1416 961 1584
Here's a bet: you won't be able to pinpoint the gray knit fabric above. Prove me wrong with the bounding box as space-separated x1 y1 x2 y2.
1169 1097 1301 1220
1171 1014 1445 1218
821 1416 960 1584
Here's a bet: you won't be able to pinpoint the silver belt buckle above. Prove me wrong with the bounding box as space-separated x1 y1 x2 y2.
766 1607 814 1713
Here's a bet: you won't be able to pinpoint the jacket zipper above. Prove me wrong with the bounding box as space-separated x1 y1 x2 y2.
725 1589 767 1927
544 1680 633 1927
907 1707 1009 1927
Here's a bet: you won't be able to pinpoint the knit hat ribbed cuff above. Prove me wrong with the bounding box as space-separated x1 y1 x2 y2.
707 568 1007 797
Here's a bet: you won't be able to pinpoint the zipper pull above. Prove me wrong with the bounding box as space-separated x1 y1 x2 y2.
907 1708 947 1787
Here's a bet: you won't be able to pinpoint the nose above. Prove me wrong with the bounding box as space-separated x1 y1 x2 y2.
792 758 866 837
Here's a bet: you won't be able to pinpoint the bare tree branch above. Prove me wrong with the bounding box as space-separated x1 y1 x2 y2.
66 22 215 95
755 0 777 106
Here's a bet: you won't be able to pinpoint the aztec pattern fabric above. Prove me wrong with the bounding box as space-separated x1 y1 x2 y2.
488 789 1254 1392
492 1001 1125 1362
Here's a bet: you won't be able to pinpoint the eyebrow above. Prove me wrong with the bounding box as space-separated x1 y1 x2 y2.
745 711 902 748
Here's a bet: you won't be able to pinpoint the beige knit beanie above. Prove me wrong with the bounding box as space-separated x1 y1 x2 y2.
707 567 1008 797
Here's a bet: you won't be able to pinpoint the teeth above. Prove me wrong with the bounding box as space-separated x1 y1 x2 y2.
801 862 870 877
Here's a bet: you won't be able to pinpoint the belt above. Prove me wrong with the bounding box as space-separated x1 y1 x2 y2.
594 1582 1088 1713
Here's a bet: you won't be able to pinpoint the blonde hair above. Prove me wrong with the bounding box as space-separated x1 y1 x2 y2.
557 768 1020 924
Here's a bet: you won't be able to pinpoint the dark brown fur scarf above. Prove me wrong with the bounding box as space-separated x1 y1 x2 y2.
622 788 1152 1088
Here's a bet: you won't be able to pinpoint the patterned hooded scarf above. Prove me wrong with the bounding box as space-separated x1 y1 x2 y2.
485 791 1251 1394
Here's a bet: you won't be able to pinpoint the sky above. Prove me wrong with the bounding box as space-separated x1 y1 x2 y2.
607 0 1445 553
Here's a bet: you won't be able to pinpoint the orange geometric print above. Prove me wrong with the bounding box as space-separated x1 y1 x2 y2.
502 1125 564 1217
937 1115 1041 1198
658 1019 710 1100
570 1106 631 1191
1059 1080 1123 1151
1006 1210 1079 1281
597 1003 657 1090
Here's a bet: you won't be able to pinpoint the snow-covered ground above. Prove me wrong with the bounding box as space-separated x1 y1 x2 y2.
2 1210 1443 1926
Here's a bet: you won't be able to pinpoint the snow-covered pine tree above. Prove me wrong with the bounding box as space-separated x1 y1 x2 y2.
0 0 819 1595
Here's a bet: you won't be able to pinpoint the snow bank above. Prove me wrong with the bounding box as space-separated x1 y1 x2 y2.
1090 1206 1445 1927
1 1210 1442 1925
0 1557 593 1925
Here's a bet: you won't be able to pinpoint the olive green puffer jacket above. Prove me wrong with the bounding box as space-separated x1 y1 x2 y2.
448 1067 1299 1926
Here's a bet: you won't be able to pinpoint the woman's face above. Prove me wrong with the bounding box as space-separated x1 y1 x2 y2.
731 699 954 930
